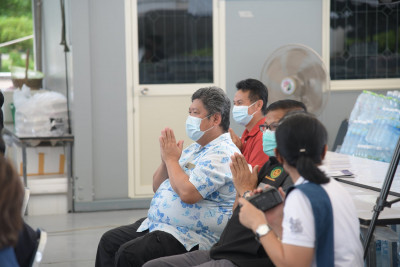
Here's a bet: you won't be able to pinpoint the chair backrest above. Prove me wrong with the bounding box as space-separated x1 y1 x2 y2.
22 188 30 216
332 119 349 152
31 229 47 267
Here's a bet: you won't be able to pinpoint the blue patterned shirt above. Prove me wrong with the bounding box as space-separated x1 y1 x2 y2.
137 133 240 250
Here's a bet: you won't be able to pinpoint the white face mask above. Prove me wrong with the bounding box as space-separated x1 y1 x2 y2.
232 102 257 126
185 115 214 141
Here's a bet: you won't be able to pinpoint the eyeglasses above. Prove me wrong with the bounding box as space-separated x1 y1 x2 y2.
259 122 279 132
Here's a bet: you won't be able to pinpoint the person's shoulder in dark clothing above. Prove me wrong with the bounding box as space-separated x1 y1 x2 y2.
257 156 293 191
210 157 291 267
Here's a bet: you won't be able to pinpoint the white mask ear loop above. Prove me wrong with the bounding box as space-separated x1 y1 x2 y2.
249 101 258 116
202 114 215 133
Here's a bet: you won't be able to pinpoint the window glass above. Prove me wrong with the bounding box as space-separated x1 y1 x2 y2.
137 0 213 84
0 0 33 89
330 0 400 80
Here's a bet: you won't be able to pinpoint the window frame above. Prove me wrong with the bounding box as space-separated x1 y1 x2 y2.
322 1 400 91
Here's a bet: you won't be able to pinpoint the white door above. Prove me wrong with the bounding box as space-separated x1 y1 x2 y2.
125 0 226 197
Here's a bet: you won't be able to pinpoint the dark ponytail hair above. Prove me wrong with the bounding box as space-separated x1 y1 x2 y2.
275 112 329 184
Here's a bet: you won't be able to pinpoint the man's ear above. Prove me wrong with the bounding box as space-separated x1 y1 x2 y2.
256 99 263 111
213 113 222 126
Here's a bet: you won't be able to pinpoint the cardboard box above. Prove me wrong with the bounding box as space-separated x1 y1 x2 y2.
4 142 69 215
12 146 66 176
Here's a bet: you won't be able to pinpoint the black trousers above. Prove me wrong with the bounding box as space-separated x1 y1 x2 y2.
96 217 195 267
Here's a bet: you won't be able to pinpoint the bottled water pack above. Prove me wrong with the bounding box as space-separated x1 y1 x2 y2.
340 90 400 162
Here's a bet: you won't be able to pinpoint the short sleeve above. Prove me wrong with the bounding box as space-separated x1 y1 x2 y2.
282 189 315 248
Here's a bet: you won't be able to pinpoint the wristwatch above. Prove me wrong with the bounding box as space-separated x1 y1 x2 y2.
242 190 251 198
255 224 270 241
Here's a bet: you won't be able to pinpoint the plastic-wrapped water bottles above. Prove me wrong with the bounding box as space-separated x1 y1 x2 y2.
341 120 371 155
385 111 400 149
349 92 368 122
341 90 400 163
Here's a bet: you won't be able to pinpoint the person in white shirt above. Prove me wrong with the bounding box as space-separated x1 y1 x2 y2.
238 112 363 267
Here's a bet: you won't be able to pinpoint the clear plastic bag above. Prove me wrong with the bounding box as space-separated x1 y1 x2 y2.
14 85 68 136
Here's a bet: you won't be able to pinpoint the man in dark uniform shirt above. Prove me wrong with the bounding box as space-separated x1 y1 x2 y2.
143 100 307 267
210 156 291 267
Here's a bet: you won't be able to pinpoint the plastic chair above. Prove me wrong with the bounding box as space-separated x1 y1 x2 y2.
332 119 349 152
22 188 30 216
30 229 47 267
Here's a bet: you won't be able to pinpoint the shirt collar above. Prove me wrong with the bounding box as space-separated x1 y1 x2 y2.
207 132 230 147
244 117 266 137
194 132 230 151
295 176 307 185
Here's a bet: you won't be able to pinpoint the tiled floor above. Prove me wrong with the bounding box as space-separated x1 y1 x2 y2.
25 209 148 267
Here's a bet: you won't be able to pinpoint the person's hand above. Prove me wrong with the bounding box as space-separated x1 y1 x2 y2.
241 185 285 236
159 127 184 164
229 128 242 150
254 185 286 199
238 197 267 232
247 187 264 197
277 186 286 200
230 153 258 196
252 185 285 228
264 203 284 233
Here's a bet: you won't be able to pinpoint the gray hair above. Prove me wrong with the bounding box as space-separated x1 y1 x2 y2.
192 87 231 132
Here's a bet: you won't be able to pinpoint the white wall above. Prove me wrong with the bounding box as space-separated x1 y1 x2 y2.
40 0 388 210
41 0 149 211
224 0 388 151
41 0 67 93
68 0 147 210
225 0 324 138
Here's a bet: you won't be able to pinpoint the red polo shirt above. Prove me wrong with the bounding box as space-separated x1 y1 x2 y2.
240 117 269 168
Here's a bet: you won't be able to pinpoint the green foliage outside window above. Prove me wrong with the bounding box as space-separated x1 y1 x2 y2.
0 0 33 72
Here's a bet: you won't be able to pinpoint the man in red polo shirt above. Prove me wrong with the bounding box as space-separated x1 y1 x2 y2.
229 78 269 168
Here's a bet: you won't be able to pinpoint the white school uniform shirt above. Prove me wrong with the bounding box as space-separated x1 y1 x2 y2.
282 177 363 267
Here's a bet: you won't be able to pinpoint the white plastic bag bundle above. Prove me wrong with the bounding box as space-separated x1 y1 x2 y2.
14 85 68 136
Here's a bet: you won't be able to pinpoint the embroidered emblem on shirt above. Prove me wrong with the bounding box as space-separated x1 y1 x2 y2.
289 217 303 233
265 166 283 181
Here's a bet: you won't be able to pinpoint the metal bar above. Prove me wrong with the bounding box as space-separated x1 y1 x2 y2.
335 178 400 198
22 144 27 187
363 135 400 259
33 0 43 71
21 143 28 215
66 141 74 212
0 35 34 48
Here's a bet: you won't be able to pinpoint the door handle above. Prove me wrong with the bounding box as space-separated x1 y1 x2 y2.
141 88 149 95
